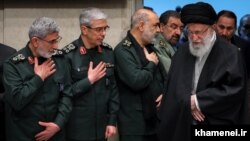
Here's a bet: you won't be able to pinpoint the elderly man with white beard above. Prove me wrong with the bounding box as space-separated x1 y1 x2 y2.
157 2 249 141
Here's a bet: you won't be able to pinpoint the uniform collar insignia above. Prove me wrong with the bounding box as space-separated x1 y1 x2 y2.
80 46 86 55
123 39 132 47
28 56 34 64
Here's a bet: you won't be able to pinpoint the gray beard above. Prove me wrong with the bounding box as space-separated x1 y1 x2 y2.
37 47 53 58
189 31 214 58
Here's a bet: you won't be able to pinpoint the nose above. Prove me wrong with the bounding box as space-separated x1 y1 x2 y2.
221 29 228 36
176 28 181 35
101 30 107 36
52 43 59 49
156 26 160 33
189 33 199 41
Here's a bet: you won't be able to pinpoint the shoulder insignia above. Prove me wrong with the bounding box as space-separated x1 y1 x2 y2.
11 54 26 63
122 39 132 47
62 43 76 54
52 49 64 56
102 42 113 49
159 40 165 47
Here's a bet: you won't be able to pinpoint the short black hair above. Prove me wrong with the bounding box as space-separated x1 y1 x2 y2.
217 10 237 27
160 10 180 24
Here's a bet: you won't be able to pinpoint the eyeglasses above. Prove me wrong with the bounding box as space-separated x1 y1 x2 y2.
37 36 62 45
187 26 210 37
165 24 184 31
86 25 110 33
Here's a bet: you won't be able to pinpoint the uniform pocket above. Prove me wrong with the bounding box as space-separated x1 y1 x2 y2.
71 66 88 81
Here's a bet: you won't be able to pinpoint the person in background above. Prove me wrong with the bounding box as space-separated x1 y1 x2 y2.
0 43 16 141
154 10 184 75
238 14 250 42
158 2 248 141
114 8 164 141
63 7 119 141
214 10 250 75
3 17 72 141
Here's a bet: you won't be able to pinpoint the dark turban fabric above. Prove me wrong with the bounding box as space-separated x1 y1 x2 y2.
181 2 217 25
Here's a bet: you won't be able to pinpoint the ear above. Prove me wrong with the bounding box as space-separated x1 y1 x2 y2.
212 24 216 30
30 37 39 48
138 21 145 31
81 25 88 35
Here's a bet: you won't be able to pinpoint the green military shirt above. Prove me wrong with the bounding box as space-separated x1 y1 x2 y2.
154 33 176 74
3 43 72 141
63 36 119 140
114 31 164 136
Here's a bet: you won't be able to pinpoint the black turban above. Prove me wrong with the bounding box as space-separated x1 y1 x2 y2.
181 2 217 25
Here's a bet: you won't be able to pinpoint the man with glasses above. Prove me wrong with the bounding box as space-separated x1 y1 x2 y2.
63 8 119 141
158 2 248 141
154 10 183 76
3 17 72 141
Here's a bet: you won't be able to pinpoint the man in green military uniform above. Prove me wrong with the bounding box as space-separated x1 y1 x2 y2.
114 8 164 141
3 17 72 141
154 10 183 75
63 8 119 141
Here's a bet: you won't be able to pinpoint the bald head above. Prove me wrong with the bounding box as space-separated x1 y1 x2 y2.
131 8 158 28
129 8 160 46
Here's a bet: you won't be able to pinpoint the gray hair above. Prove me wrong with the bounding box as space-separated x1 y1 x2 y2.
131 9 154 28
28 17 60 39
79 7 107 26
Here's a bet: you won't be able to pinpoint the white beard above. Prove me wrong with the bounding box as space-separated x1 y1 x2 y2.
37 46 53 58
189 31 215 58
142 27 156 44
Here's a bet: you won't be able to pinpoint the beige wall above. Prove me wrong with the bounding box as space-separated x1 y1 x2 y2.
0 0 143 141
0 0 143 50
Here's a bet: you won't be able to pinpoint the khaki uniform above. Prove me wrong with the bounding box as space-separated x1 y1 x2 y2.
154 33 176 75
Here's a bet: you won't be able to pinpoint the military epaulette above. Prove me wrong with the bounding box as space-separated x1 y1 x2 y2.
11 54 26 63
159 40 166 47
52 49 64 56
122 39 132 47
62 43 76 54
102 42 113 49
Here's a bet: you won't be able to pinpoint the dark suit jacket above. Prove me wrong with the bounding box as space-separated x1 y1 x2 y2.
231 35 250 76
